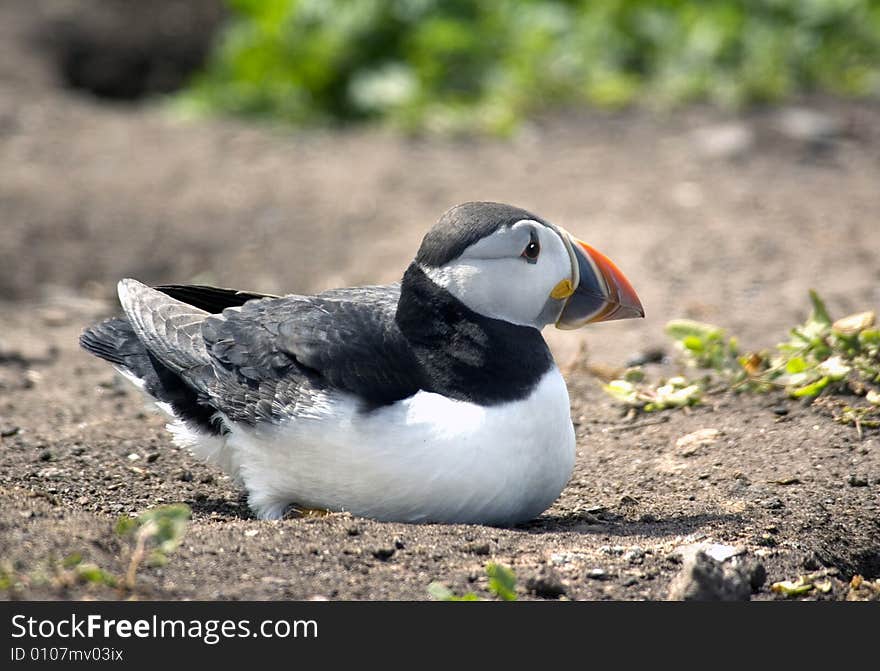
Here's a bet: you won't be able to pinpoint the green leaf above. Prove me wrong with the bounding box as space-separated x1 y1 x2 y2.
138 504 191 555
727 337 740 356
75 563 118 587
622 367 645 383
682 335 705 352
427 582 453 600
785 357 808 374
146 551 169 568
486 562 517 601
771 580 814 597
654 381 701 408
860 329 880 351
114 516 138 537
62 553 83 569
790 376 830 398
808 290 832 327
603 379 639 405
665 320 723 342
427 582 480 601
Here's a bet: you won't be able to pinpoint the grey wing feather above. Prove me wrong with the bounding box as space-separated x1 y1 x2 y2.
117 278 211 380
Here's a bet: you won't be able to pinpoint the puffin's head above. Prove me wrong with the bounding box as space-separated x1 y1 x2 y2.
416 202 643 329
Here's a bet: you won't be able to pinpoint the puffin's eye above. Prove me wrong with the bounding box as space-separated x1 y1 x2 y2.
521 239 540 263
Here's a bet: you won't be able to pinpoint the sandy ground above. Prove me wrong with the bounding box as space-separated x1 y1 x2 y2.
1 2 878 600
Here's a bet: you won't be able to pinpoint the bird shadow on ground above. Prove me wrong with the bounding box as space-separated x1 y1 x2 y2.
188 494 255 521
519 511 744 538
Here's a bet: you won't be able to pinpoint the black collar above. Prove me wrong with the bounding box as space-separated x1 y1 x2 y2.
396 264 554 405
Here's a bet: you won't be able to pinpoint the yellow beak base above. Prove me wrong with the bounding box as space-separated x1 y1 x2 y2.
550 278 575 300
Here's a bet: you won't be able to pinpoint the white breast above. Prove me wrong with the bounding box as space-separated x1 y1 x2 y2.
173 367 575 524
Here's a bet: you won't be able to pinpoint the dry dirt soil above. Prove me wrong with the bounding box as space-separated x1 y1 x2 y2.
1 2 878 601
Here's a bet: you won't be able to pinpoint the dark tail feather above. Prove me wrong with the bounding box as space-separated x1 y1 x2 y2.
80 318 222 435
80 318 144 368
155 284 275 313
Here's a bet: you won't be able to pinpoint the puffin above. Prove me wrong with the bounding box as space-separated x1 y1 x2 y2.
81 202 643 525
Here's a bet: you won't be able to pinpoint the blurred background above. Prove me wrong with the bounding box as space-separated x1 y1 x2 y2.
1 0 879 363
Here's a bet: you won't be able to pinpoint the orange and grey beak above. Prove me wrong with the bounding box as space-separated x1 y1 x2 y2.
554 235 644 329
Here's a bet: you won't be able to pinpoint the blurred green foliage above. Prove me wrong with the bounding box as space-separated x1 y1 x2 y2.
184 0 880 132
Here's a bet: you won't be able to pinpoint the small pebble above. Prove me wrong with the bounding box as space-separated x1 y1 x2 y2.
625 348 665 367
764 498 784 510
848 475 869 487
527 570 567 598
372 547 396 561
802 553 824 571
587 568 608 580
756 533 777 547
775 107 842 143
667 551 756 601
462 542 491 556
691 122 755 160
623 547 646 563
676 428 722 456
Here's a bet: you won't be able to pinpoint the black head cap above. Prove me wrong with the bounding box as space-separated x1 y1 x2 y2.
415 202 547 268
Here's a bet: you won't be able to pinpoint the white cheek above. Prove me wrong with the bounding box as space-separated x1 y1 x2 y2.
422 257 562 328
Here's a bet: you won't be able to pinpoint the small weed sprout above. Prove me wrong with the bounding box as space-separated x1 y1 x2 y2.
429 562 518 601
116 504 191 590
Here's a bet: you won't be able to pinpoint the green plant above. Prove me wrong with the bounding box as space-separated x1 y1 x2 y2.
183 1 880 133
603 291 880 429
428 562 518 601
116 504 192 590
771 568 837 598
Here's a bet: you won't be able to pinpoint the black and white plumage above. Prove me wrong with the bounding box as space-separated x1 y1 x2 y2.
81 202 643 524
